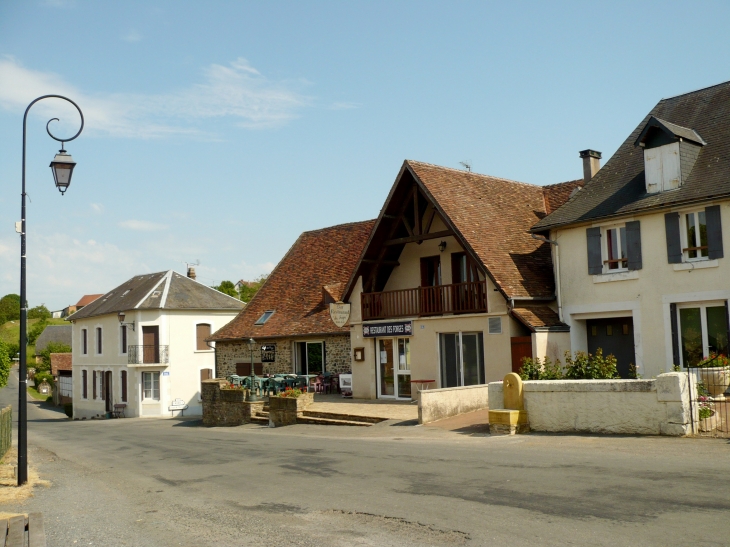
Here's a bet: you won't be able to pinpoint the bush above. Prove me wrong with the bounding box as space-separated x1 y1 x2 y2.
564 348 619 379
518 356 563 381
28 305 51 321
279 388 303 398
27 319 47 346
0 342 10 388
34 371 54 388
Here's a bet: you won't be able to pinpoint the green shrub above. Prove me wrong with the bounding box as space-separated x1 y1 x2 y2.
27 319 47 346
518 356 563 381
564 348 619 379
0 342 10 388
34 371 54 388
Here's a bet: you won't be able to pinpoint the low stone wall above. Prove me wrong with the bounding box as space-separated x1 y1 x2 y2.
488 372 691 436
418 384 490 424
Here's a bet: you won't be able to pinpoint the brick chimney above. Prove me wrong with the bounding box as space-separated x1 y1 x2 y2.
579 149 602 183
187 266 197 280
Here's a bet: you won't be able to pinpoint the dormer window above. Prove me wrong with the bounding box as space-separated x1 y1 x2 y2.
635 117 705 194
255 310 275 325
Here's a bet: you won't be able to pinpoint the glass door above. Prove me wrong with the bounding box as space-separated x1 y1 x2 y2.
378 339 395 397
439 332 485 387
678 302 729 366
397 338 411 399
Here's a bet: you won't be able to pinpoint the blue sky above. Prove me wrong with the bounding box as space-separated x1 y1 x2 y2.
1 1 729 310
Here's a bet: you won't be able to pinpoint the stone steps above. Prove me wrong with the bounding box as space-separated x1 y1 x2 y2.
299 410 385 424
249 409 374 427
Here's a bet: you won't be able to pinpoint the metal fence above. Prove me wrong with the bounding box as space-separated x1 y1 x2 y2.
0 406 11 460
687 364 730 437
127 345 169 365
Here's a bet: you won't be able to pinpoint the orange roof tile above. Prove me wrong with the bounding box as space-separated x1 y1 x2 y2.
75 294 104 307
210 220 376 341
50 353 72 375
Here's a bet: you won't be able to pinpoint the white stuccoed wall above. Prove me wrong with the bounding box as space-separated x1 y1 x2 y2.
418 384 490 424
488 372 691 436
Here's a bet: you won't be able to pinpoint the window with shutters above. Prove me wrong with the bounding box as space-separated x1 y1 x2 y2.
96 327 103 355
196 323 212 351
82 370 88 399
120 325 127 354
92 370 97 399
666 206 722 265
142 371 160 400
82 329 88 355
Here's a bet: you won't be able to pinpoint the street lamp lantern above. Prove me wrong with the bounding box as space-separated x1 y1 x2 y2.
49 148 76 195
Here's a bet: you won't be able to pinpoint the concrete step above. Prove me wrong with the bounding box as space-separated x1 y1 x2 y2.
250 415 269 425
300 410 385 424
295 415 371 427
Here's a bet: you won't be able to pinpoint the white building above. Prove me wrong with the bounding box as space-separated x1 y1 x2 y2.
69 270 243 419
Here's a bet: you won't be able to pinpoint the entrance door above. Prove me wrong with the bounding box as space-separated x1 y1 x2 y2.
677 302 729 367
295 341 324 375
439 332 485 388
104 371 113 412
377 338 411 399
420 256 442 315
511 336 533 373
142 326 160 364
586 317 636 378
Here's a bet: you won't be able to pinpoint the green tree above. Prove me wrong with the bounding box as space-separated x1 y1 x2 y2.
38 342 71 373
0 341 11 388
28 305 51 321
213 280 239 299
0 294 20 324
238 274 268 303
27 319 48 346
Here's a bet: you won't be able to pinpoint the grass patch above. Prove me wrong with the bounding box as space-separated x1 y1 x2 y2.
0 317 67 346
27 387 51 402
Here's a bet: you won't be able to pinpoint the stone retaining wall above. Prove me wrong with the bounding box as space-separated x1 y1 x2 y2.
201 379 264 426
487 372 691 436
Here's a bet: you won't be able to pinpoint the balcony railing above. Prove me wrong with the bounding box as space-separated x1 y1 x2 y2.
361 280 488 321
128 345 169 365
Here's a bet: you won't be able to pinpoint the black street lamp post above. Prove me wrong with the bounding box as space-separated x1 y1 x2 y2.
18 95 83 486
247 338 259 402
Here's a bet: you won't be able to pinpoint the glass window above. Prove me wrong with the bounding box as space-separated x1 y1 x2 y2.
684 211 709 260
678 303 729 366
120 326 127 354
439 332 485 388
142 371 160 400
96 327 102 354
605 227 627 271
255 310 275 325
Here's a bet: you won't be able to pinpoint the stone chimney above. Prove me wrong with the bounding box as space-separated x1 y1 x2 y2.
187 266 197 280
579 149 602 183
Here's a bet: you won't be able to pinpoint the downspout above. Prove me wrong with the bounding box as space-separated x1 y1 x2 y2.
531 233 562 321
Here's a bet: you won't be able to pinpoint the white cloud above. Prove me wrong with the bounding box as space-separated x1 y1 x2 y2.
118 220 168 231
90 203 104 214
0 56 310 138
122 30 142 43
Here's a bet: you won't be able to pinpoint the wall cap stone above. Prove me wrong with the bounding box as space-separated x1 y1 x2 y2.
522 379 656 393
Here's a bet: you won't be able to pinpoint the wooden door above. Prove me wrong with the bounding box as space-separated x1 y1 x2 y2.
104 371 113 412
420 256 442 314
142 326 159 364
510 336 533 374
587 317 635 379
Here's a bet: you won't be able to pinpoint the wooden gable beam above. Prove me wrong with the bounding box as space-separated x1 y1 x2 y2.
385 229 453 246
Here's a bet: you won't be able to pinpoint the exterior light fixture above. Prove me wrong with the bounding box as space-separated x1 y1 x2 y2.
49 148 76 195
118 311 136 331
438 241 447 252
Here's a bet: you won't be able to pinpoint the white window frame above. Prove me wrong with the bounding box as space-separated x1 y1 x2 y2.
142 371 160 401
680 210 710 262
676 300 727 367
602 224 628 273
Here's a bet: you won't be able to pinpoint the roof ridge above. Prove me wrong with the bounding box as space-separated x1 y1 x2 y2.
542 178 583 189
301 219 376 236
177 269 245 304
661 79 730 101
406 159 539 189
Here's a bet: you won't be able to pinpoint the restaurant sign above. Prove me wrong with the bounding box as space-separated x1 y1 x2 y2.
261 344 276 363
362 320 413 338
329 302 351 328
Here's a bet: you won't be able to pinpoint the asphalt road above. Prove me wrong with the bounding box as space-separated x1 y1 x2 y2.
0 367 728 547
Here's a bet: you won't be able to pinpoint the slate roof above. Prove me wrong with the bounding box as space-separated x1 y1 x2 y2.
50 353 72 375
534 81 730 231
210 220 376 341
511 306 569 332
68 270 243 321
35 325 72 354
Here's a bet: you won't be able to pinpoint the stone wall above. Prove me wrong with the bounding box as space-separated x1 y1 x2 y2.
487 372 691 436
216 334 352 378
201 379 264 426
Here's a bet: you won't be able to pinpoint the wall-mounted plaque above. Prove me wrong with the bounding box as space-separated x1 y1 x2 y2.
261 344 276 363
329 302 351 327
353 347 365 361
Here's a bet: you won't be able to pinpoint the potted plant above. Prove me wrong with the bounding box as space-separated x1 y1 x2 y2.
697 387 722 432
696 354 730 398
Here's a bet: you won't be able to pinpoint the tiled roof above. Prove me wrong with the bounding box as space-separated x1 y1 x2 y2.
68 270 243 321
511 306 569 332
407 161 560 299
210 220 376 341
76 294 103 307
542 179 584 215
50 353 72 375
534 81 730 231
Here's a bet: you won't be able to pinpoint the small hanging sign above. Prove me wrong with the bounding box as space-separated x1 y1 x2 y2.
329 302 351 328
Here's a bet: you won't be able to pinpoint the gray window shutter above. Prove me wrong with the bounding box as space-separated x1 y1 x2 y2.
705 205 724 259
625 221 642 270
670 303 680 367
586 227 602 274
664 212 682 264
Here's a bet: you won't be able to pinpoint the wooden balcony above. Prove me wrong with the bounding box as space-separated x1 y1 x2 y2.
361 280 488 321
